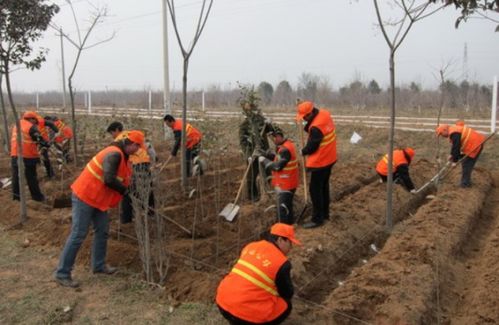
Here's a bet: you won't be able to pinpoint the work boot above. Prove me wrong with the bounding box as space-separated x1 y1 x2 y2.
302 221 323 229
93 265 117 275
54 275 80 288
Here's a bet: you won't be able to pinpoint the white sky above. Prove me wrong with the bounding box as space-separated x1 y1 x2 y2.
10 0 499 92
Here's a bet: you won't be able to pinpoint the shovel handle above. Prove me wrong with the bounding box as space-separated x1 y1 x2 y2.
233 158 254 205
297 122 309 203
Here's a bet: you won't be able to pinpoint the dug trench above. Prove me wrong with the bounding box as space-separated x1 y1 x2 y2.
313 168 495 324
0 148 379 304
288 159 437 322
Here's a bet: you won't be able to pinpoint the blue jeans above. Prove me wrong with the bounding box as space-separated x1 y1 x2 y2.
55 193 109 279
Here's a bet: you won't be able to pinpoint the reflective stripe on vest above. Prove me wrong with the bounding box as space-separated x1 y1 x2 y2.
282 159 298 171
461 126 472 150
320 129 336 147
231 259 278 296
86 156 124 183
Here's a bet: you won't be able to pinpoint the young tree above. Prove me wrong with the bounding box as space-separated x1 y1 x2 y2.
373 0 444 229
0 0 59 222
50 1 115 165
297 72 319 101
274 80 293 105
368 79 382 94
166 0 214 189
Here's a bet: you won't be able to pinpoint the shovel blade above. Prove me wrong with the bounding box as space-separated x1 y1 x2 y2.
53 194 72 209
219 203 240 222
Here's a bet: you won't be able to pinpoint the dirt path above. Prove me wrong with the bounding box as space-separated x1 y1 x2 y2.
440 171 499 324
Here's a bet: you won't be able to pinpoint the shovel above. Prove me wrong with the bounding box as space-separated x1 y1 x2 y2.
219 158 253 222
295 122 309 224
156 155 173 174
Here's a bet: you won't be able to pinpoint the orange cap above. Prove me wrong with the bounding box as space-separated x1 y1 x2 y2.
455 120 465 127
270 223 301 245
126 130 145 146
23 111 38 120
404 147 415 159
295 101 314 121
435 124 449 136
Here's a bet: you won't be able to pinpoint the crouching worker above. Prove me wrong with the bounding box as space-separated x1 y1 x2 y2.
54 130 144 288
216 223 301 325
258 126 299 225
376 147 416 193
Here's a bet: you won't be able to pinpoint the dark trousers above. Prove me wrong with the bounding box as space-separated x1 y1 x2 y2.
186 143 201 177
218 302 292 325
40 148 54 178
11 157 44 201
309 164 334 224
120 164 155 224
247 158 261 201
461 153 481 187
277 189 295 225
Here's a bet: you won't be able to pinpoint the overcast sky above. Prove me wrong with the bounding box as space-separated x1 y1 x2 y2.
10 0 499 92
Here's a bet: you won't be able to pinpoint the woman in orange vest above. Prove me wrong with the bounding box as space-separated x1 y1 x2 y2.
295 101 337 229
436 123 486 188
259 126 299 225
109 125 157 224
54 130 144 288
216 223 301 325
375 147 416 192
46 115 74 163
10 111 50 202
163 114 203 177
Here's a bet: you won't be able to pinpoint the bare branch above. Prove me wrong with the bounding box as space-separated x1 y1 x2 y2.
66 0 82 45
82 31 116 50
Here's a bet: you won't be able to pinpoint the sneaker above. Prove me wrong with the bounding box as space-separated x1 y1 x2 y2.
54 276 80 288
93 265 117 275
302 221 323 229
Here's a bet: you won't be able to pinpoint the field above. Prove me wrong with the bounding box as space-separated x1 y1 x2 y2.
1 111 499 324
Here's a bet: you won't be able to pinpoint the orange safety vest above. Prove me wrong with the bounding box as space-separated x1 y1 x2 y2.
129 147 150 165
272 139 299 191
305 109 337 168
54 120 73 143
216 240 289 323
172 120 202 149
71 146 131 211
448 125 485 159
10 119 39 158
375 149 411 176
37 118 50 141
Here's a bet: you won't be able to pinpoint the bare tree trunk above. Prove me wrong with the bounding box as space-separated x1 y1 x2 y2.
68 79 78 165
0 73 11 154
386 51 396 231
180 58 189 189
4 62 27 223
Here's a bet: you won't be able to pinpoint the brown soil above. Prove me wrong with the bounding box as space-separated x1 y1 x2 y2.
1 120 499 324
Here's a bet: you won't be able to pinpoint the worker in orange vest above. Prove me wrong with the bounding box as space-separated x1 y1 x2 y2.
163 114 203 176
436 123 486 188
36 114 59 178
54 130 144 288
296 101 337 229
111 127 157 224
258 126 299 225
376 147 416 193
46 116 74 163
10 111 50 202
216 223 301 325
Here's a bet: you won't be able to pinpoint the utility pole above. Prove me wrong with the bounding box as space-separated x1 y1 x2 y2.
59 28 67 111
162 0 171 115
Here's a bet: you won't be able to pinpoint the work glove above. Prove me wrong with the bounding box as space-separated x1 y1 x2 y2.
410 189 417 194
258 156 266 163
264 117 272 125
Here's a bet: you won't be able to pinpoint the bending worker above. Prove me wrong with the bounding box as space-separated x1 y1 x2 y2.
163 114 203 176
10 111 50 202
296 101 337 229
216 223 301 325
54 130 144 288
436 123 485 188
376 147 416 193
259 126 299 224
